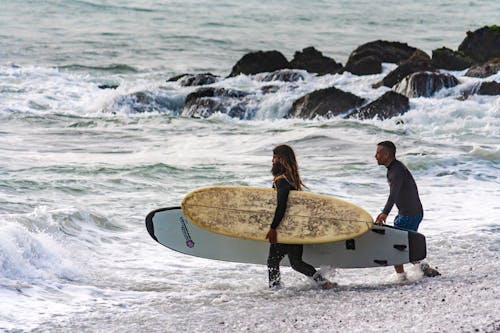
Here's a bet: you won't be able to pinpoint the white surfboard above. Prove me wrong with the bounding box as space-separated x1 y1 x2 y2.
145 207 426 268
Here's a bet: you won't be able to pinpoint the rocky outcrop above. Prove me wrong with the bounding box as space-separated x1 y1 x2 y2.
348 91 409 120
343 40 418 75
228 51 289 77
257 69 306 82
460 81 500 99
182 87 252 119
168 73 219 86
168 27 500 120
289 86 365 119
431 47 473 70
261 85 280 94
458 26 500 63
98 83 119 89
394 72 460 98
465 58 500 78
476 81 500 95
373 50 434 88
289 47 342 75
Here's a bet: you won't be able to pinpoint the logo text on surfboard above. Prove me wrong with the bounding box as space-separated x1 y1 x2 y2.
179 217 195 248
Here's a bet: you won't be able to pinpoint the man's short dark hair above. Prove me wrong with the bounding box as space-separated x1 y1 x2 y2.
377 141 396 156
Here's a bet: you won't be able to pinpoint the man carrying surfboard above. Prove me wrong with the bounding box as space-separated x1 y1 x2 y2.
266 144 336 289
375 141 440 280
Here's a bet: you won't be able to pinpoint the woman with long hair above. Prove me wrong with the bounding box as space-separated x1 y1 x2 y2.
266 144 336 289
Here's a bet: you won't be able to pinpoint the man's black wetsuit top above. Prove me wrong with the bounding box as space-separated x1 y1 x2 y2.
383 159 423 216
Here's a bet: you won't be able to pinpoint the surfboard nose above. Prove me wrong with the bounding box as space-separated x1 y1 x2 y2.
145 210 159 242
408 231 427 262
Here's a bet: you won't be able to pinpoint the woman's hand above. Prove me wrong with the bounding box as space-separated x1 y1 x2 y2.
266 228 277 244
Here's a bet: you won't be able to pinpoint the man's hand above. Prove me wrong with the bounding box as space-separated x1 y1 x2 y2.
266 228 277 244
375 213 388 225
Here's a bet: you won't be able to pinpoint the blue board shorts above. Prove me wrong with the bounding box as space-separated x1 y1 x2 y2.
394 213 423 232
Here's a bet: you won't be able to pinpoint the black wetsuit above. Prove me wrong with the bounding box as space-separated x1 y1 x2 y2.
267 177 317 287
383 159 423 216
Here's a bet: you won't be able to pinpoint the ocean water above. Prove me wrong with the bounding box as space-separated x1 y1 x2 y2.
0 0 499 332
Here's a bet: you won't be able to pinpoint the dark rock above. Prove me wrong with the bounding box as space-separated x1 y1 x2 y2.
465 58 500 78
458 25 500 63
348 56 382 75
182 87 252 119
261 85 280 94
167 73 218 86
356 40 418 63
477 81 500 95
289 47 342 75
431 47 474 70
408 49 432 63
98 84 119 89
348 91 409 120
184 88 249 106
183 87 216 105
343 40 418 75
344 55 382 76
373 50 434 88
180 73 218 86
394 71 460 97
289 86 365 119
183 98 221 118
228 50 289 77
257 69 306 82
167 73 189 82
460 81 500 99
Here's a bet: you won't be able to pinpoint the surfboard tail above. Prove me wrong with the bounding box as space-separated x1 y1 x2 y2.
408 231 427 262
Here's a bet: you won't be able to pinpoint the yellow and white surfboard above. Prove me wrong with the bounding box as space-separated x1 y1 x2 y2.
181 186 373 244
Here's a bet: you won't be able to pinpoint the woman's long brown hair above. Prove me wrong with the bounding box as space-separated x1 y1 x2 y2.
272 144 305 191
